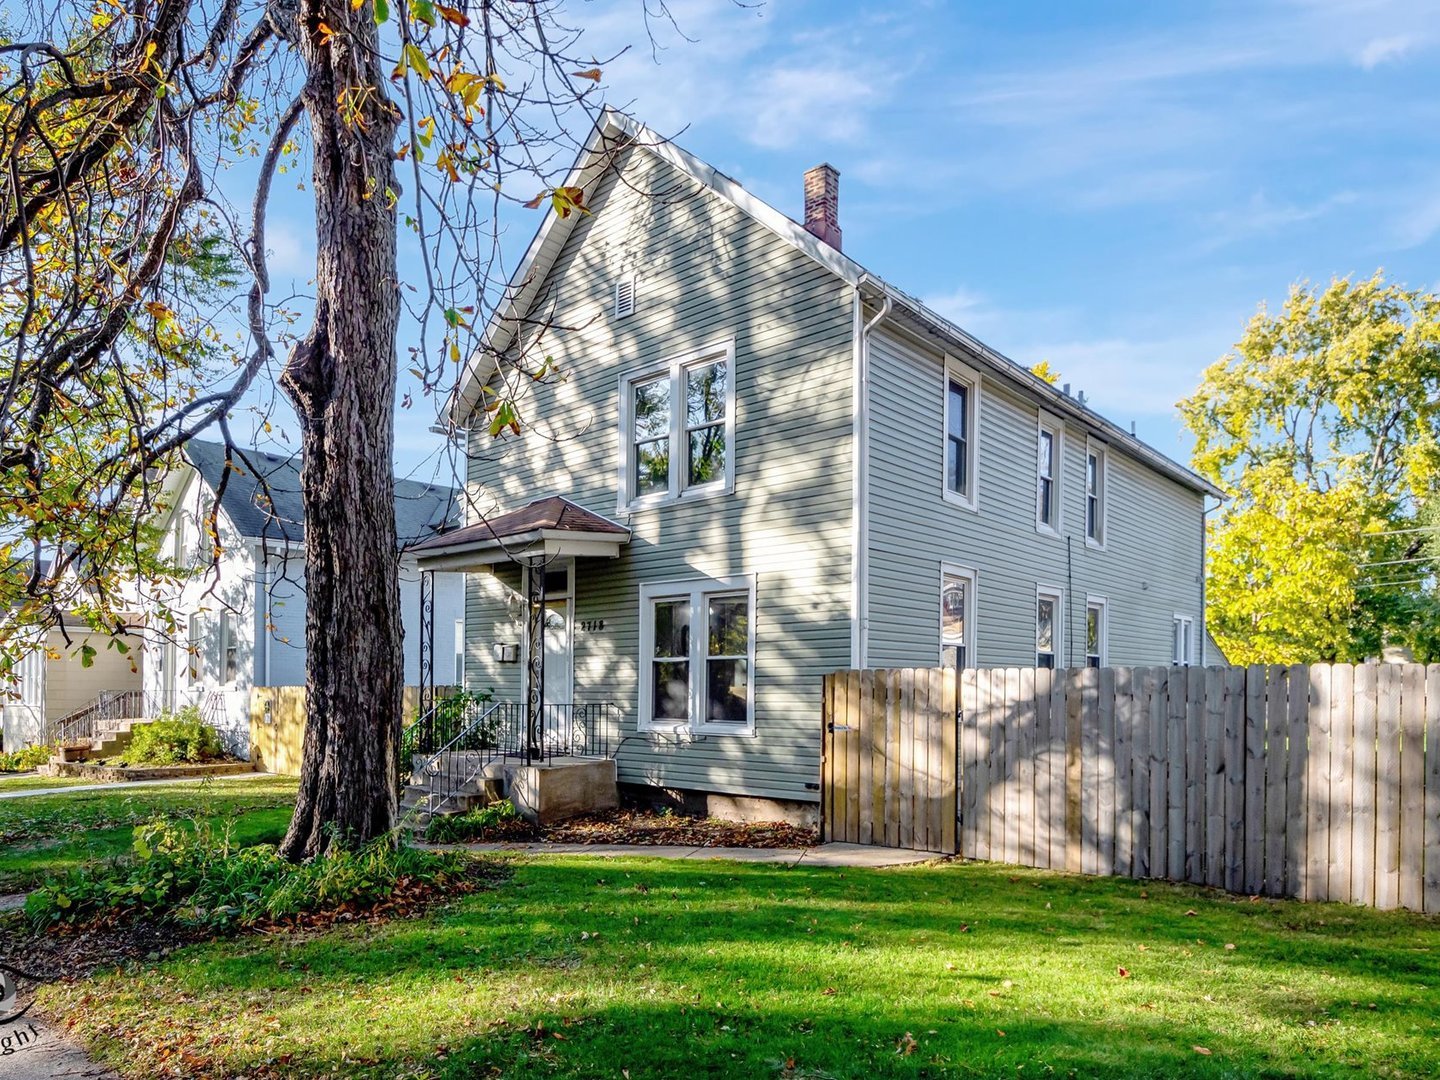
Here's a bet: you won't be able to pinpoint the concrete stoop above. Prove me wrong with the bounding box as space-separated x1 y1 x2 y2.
400 755 619 832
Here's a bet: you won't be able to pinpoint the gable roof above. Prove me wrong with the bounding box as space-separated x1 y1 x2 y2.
183 440 458 547
452 108 1222 499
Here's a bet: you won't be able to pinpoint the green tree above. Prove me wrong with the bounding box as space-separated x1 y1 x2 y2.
1180 272 1440 664
2 0 663 856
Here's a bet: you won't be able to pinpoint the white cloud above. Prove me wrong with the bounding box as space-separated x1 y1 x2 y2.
1357 34 1416 68
1391 189 1440 248
1197 189 1359 251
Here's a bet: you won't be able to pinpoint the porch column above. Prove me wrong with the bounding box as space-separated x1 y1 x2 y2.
418 569 435 718
524 558 546 763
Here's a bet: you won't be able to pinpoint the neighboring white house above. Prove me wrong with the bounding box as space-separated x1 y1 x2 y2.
1 615 143 753
135 440 465 755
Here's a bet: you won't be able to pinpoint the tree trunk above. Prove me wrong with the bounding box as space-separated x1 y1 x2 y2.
278 0 403 860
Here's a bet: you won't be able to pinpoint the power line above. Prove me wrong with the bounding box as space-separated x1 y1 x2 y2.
1355 556 1435 569
1355 576 1435 590
1368 524 1440 537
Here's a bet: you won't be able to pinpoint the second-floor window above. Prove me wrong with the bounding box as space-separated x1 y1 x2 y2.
942 359 980 509
1037 414 1062 534
620 341 735 509
1085 441 1107 546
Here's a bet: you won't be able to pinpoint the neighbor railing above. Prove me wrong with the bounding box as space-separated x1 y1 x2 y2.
50 688 151 746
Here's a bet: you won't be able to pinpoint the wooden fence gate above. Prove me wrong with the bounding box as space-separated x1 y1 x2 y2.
820 668 957 853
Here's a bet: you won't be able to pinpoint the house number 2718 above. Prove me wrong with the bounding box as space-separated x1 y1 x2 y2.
579 619 606 632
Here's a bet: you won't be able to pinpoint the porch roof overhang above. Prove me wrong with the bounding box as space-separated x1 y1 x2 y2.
411 496 630 572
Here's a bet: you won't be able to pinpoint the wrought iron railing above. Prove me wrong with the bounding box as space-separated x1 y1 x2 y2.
49 689 151 746
397 699 618 824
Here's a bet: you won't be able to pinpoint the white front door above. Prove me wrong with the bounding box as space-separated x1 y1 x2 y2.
543 599 572 705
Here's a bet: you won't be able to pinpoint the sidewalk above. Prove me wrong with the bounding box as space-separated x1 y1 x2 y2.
423 840 948 868
0 772 266 801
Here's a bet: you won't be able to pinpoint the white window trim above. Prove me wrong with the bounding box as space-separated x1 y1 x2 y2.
939 562 979 668
1173 613 1195 666
617 339 737 514
1036 583 1064 669
1035 410 1064 538
940 356 981 512
1085 595 1109 668
637 574 757 737
218 611 238 687
1085 437 1108 550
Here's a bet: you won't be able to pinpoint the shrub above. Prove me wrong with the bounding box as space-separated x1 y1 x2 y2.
424 799 521 842
25 818 480 930
116 708 223 766
0 743 54 772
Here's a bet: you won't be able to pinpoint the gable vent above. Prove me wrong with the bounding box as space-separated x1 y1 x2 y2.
614 275 636 319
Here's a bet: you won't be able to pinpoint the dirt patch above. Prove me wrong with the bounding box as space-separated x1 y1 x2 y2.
436 809 818 848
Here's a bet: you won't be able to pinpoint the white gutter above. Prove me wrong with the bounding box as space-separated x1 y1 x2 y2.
851 274 891 670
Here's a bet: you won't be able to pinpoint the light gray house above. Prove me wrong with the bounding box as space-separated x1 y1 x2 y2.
416 109 1223 819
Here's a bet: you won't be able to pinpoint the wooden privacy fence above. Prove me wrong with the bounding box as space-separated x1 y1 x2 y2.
822 663 1440 913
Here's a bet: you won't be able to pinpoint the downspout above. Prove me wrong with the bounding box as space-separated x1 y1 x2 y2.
851 274 892 670
1200 498 1215 666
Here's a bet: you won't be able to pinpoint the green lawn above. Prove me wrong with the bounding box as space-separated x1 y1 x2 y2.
40 854 1440 1079
0 775 297 893
0 773 92 792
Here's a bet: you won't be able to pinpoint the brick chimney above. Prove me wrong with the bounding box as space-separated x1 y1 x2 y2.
803 163 842 251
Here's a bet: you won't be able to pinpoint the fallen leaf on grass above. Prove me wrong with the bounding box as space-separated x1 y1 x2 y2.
1193 1046 1212 1055
822 987 837 996
1117 966 1131 978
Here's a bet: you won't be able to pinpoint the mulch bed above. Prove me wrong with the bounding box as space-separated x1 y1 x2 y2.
439 809 818 848
0 856 509 988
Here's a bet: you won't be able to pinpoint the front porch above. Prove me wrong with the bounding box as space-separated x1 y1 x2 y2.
406 496 631 826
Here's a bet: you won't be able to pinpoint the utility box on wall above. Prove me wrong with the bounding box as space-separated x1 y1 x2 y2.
493 642 519 664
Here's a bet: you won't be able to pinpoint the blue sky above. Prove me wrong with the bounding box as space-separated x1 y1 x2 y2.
257 0 1440 482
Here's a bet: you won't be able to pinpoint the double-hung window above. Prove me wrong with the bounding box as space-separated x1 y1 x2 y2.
1036 413 1063 534
1086 598 1107 668
1036 586 1063 669
219 611 239 684
1085 440 1107 547
942 359 980 509
940 565 977 669
1173 615 1194 666
187 614 205 682
639 576 755 734
620 341 735 510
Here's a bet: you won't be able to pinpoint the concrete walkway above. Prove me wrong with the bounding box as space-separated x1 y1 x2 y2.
426 840 947 867
0 1016 117 1079
0 771 267 800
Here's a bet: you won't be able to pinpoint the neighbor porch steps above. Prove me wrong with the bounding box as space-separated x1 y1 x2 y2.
398 776 497 833
63 717 152 760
